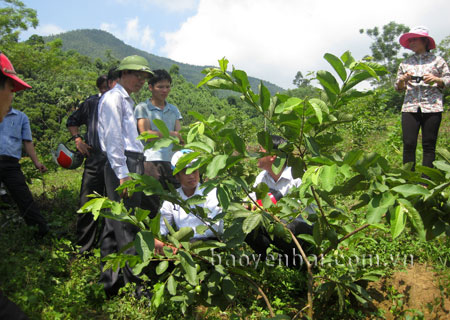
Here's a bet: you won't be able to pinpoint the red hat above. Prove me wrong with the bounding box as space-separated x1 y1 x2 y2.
399 26 436 50
0 52 32 92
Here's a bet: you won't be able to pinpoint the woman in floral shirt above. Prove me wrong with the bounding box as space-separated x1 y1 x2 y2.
395 26 450 171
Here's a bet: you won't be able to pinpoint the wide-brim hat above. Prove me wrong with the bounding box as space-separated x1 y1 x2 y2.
0 53 32 92
399 26 436 50
117 55 153 74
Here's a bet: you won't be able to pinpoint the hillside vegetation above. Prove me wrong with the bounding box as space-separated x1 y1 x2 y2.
45 29 284 95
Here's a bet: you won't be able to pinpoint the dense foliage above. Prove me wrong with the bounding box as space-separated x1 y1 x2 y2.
0 1 449 319
44 29 284 96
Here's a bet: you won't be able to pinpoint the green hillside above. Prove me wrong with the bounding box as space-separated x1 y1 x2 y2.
44 29 285 95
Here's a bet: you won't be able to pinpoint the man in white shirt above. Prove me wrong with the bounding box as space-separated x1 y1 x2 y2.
155 149 223 255
247 135 313 267
97 55 153 297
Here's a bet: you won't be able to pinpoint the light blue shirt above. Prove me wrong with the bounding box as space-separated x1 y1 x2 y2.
134 99 182 162
98 83 143 179
0 108 32 159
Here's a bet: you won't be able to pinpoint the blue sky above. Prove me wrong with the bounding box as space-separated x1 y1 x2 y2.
20 0 450 89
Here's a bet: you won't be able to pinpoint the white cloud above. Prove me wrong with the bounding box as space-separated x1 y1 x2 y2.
30 24 65 36
101 17 155 51
161 0 450 89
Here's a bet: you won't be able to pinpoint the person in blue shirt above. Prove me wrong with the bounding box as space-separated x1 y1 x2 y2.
134 69 183 216
0 51 31 320
0 106 49 238
66 69 119 253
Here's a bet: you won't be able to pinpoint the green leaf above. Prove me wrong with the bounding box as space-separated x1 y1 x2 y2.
184 141 213 154
433 160 450 175
313 219 323 246
151 282 165 309
178 251 197 286
341 51 355 68
353 62 379 81
274 97 303 114
172 227 194 242
392 184 431 198
135 207 151 222
173 151 201 175
307 99 323 124
272 156 286 176
78 197 107 220
218 57 228 72
206 154 228 179
232 69 250 90
197 68 225 88
343 150 364 166
367 192 396 224
242 213 262 234
207 78 240 91
397 199 426 241
324 53 347 82
325 228 338 250
134 231 154 262
217 186 230 210
390 205 406 239
259 82 271 112
342 71 373 92
195 225 208 235
167 275 177 295
320 164 337 192
156 260 169 275
415 165 445 183
153 118 170 137
316 70 340 95
257 131 273 151
222 276 237 302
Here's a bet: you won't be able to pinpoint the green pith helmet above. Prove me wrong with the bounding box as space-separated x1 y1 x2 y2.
117 55 153 74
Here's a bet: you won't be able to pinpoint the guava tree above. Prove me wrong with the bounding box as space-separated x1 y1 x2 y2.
81 52 450 319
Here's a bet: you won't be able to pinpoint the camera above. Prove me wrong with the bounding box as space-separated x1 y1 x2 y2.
411 75 423 83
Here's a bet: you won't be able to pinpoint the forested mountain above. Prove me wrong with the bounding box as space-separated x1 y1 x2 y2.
44 29 284 95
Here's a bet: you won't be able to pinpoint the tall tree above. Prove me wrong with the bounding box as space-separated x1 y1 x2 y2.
293 71 311 87
0 0 38 45
360 21 410 81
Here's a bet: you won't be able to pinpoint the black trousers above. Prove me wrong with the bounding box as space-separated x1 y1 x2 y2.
0 157 48 234
99 151 144 296
0 291 29 320
76 151 107 253
402 111 442 169
141 161 180 218
245 217 313 268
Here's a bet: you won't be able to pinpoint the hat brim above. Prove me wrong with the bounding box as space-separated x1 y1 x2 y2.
399 33 436 50
117 64 154 74
10 74 32 92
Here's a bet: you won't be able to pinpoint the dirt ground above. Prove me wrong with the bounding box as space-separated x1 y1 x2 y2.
367 264 450 319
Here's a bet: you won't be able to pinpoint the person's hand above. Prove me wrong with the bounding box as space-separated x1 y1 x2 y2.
400 72 412 83
170 131 184 145
119 176 132 198
74 137 91 156
154 238 178 255
34 162 47 173
423 73 441 86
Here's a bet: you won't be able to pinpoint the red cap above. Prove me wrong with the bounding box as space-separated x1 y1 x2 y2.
0 53 32 92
